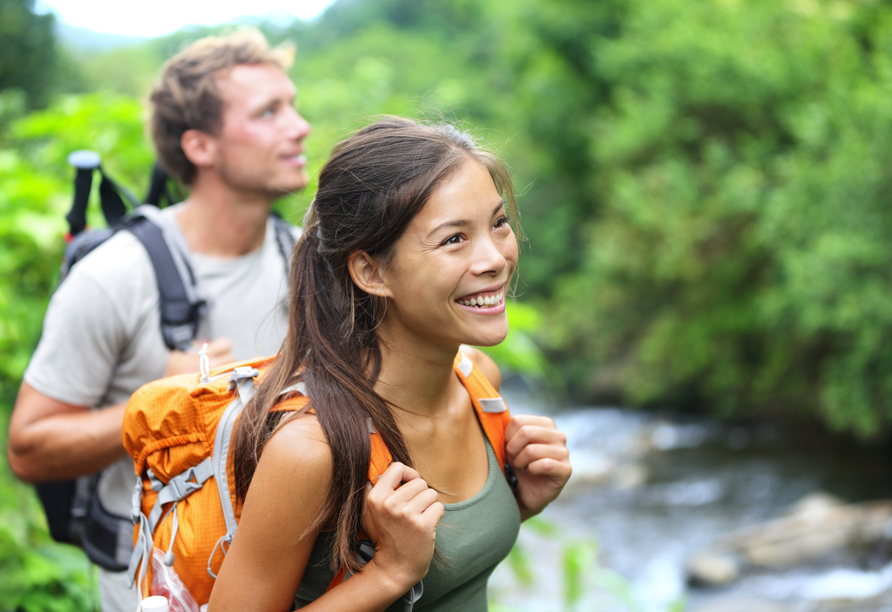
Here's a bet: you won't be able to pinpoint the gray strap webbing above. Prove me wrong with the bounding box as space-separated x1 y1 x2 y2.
145 458 214 534
478 398 507 413
402 580 424 612
207 395 247 577
230 366 260 406
457 352 474 377
280 381 307 397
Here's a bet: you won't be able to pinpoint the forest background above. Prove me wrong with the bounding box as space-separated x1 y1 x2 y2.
2 0 892 608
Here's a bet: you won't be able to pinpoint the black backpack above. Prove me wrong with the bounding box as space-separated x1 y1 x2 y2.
35 151 297 571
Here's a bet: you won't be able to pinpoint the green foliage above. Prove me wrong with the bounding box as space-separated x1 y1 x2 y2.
478 302 557 385
0 92 153 407
544 0 892 434
0 0 58 109
495 518 686 612
0 407 95 611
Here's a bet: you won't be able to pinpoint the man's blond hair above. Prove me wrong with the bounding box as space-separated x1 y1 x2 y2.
149 28 295 186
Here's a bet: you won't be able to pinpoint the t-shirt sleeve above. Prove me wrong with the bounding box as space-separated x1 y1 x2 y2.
24 269 130 407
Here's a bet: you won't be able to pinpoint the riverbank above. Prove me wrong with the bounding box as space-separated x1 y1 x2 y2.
489 381 892 611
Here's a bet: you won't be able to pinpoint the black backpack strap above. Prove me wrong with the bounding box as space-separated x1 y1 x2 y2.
97 167 139 226
144 161 176 207
121 208 205 351
270 210 297 277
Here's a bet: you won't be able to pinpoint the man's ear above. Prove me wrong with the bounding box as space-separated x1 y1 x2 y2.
348 251 392 298
181 129 217 169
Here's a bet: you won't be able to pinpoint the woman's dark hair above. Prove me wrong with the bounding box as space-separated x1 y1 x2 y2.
230 115 519 575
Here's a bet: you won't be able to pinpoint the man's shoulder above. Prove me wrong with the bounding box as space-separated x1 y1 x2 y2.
70 228 155 286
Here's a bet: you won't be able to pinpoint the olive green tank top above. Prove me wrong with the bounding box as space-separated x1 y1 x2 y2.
293 438 521 611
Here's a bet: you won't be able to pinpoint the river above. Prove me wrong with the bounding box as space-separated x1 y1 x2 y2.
488 380 892 612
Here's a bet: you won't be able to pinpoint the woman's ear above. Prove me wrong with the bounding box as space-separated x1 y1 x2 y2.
181 129 217 168
348 251 392 298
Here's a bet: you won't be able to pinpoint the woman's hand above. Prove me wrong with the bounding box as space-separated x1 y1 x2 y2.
505 414 572 521
361 462 444 591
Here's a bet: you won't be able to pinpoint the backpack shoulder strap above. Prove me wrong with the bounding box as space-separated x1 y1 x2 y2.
452 351 512 479
120 206 206 351
270 210 298 277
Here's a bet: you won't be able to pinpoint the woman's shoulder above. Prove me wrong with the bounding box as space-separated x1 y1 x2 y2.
260 413 331 470
458 345 502 391
252 413 333 502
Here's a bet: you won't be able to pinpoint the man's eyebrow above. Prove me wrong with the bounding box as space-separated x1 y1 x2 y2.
425 200 505 239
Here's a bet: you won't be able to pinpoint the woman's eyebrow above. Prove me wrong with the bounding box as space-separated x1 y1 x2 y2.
425 200 506 239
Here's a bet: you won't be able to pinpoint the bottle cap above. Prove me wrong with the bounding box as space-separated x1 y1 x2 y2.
141 596 170 612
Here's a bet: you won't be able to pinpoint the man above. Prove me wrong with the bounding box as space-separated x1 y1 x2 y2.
7 29 311 611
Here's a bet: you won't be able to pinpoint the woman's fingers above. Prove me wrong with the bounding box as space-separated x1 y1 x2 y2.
364 462 442 529
360 462 443 586
509 442 570 473
505 415 567 462
504 415 573 520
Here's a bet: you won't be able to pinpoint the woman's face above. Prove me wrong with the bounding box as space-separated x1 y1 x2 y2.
377 159 519 352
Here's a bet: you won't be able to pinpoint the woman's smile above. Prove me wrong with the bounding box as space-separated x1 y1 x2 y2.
455 286 506 312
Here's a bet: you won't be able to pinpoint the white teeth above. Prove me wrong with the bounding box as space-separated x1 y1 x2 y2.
460 292 502 308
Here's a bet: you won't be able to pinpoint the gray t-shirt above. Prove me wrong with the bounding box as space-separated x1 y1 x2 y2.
25 203 298 517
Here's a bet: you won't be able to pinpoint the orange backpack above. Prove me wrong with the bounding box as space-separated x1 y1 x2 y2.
122 350 514 606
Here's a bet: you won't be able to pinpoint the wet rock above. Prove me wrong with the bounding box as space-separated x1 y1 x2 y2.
612 461 649 489
725 493 892 569
686 492 892 586
687 550 741 586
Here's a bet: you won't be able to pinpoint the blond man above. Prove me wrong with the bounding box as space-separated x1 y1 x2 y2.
8 29 310 611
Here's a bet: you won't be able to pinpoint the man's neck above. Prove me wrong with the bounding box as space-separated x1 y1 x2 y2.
176 184 273 258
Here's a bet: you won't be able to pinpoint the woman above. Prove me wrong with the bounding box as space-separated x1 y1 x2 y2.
210 116 572 611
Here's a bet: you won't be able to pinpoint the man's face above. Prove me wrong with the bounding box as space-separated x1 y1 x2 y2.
211 63 311 201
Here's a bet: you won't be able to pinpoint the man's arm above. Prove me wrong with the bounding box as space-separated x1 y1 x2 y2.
7 383 127 483
8 338 238 483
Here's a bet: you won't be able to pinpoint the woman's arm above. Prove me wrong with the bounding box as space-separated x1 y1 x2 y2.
209 415 330 611
209 416 443 612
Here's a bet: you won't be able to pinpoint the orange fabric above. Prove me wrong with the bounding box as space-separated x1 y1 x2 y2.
123 352 509 604
452 352 512 475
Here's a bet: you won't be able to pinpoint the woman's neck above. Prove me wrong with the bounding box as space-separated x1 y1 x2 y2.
374 339 461 420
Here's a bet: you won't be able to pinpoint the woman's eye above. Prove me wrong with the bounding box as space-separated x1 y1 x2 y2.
442 234 464 246
493 216 509 229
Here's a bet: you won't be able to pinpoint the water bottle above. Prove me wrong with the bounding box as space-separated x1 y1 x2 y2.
141 596 170 612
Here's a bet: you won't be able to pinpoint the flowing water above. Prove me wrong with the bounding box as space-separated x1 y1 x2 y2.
488 380 892 612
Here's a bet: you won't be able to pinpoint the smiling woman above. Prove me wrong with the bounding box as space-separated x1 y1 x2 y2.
204 116 573 612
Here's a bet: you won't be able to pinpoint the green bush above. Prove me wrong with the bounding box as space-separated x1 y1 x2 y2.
546 0 892 435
